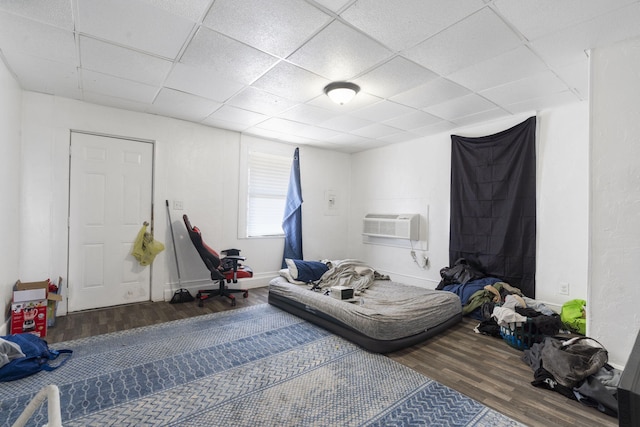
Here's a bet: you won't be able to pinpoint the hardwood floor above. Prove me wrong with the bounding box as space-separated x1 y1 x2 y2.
388 318 617 427
46 287 269 343
46 287 616 427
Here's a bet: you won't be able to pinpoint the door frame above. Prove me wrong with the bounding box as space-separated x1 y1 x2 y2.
67 129 157 312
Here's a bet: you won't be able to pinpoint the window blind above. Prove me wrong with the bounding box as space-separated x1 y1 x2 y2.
246 150 291 237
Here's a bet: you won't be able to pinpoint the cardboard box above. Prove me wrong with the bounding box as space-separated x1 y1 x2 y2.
46 278 63 327
15 279 63 302
11 278 63 337
11 287 47 337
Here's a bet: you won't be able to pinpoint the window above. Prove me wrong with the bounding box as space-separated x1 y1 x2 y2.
238 137 293 238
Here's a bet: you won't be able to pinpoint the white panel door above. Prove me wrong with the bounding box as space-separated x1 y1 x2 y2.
68 132 153 312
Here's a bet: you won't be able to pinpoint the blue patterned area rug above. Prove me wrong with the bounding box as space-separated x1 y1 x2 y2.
0 304 523 426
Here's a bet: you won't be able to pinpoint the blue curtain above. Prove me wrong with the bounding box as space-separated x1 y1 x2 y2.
282 147 303 268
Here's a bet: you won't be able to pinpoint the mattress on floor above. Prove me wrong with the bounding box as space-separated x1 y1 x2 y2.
268 276 462 353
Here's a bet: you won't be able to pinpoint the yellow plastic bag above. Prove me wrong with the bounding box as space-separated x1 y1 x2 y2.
132 224 165 266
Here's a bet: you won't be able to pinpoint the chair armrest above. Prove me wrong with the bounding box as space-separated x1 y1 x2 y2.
221 248 241 256
222 255 246 261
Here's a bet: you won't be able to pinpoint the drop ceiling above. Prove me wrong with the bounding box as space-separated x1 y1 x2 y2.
1 0 639 153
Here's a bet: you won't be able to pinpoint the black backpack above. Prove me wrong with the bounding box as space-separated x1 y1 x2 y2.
437 258 485 289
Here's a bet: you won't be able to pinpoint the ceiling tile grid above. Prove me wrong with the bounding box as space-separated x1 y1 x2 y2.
1 0 639 152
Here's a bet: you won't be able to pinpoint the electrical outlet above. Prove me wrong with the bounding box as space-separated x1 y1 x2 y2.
559 282 569 295
173 200 183 210
411 250 428 268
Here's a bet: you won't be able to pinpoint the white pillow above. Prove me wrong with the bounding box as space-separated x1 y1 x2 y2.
279 268 306 285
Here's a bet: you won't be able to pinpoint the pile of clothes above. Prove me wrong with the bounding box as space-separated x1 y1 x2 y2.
437 259 619 417
522 337 620 417
437 259 563 344
471 282 565 347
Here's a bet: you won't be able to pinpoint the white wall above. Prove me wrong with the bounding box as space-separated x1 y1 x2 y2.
349 103 590 313
0 59 22 333
536 103 590 303
590 37 640 367
349 126 452 287
17 92 350 315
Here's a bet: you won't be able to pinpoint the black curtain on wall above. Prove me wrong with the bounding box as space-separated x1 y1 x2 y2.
449 116 537 298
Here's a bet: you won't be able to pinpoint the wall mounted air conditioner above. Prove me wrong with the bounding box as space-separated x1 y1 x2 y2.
362 214 420 240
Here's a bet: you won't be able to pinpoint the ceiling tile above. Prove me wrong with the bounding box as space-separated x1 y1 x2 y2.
206 105 269 128
295 126 343 141
447 46 548 92
319 114 374 132
82 92 152 114
245 127 312 144
0 0 73 30
530 3 640 68
180 27 279 84
377 132 421 144
480 70 571 107
411 120 457 137
493 0 637 41
383 110 442 131
252 62 331 103
150 88 222 121
3 50 79 96
391 78 471 109
254 118 317 137
201 118 250 133
327 133 377 146
341 0 484 51
80 36 172 86
350 100 416 122
452 108 518 127
287 20 392 81
0 11 76 63
350 122 401 139
82 69 159 103
203 0 332 58
277 104 338 124
554 59 589 100
165 63 245 102
313 0 353 13
76 0 195 59
227 87 299 116
405 8 523 75
424 93 500 121
354 56 438 99
308 91 382 112
504 90 581 115
137 0 212 22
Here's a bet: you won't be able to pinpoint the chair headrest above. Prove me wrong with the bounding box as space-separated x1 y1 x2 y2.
183 214 220 265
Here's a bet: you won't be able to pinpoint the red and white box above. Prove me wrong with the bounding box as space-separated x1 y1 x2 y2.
11 286 48 337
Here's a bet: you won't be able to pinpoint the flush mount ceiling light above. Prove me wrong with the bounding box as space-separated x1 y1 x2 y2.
323 81 360 105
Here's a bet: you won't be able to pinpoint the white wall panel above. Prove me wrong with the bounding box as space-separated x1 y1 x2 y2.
0 58 22 334
590 36 640 367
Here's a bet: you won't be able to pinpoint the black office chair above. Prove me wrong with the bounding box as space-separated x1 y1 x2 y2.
183 214 252 307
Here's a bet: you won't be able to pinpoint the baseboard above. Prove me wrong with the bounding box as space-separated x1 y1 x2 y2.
378 270 440 289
